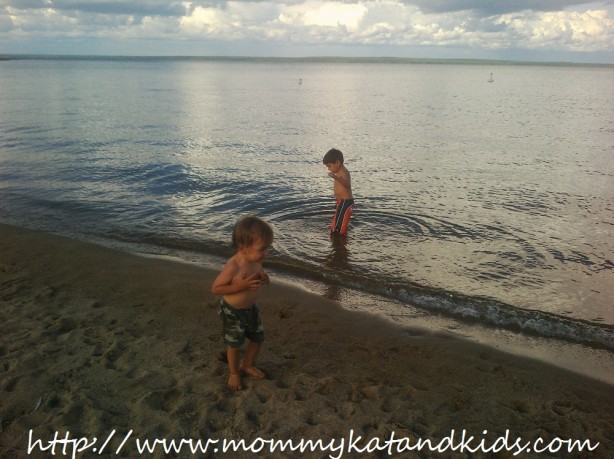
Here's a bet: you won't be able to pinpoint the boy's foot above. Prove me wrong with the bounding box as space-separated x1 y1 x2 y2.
241 366 265 379
228 373 242 391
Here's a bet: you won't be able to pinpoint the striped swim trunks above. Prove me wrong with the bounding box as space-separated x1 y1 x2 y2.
330 198 354 235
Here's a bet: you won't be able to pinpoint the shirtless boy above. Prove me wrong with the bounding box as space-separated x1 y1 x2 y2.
211 215 274 391
323 148 354 235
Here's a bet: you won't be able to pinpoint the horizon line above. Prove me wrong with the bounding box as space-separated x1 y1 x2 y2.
1 53 612 67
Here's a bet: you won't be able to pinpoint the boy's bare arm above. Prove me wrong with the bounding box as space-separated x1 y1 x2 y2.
211 262 261 295
329 169 351 190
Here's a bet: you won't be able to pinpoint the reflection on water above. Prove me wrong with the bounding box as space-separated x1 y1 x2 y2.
323 233 351 301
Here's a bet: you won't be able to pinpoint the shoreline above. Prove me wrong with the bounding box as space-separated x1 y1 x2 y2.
75 229 614 385
264 270 614 386
1 223 613 457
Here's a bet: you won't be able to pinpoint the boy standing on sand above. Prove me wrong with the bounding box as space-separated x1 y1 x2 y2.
323 148 354 236
211 215 274 391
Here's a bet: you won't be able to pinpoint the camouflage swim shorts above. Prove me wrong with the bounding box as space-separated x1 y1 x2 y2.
218 299 264 349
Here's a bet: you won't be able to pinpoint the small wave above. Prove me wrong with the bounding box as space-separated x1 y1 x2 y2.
261 254 614 351
400 288 614 351
312 269 614 350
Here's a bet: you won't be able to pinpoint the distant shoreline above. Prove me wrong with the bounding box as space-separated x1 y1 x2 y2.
1 54 612 68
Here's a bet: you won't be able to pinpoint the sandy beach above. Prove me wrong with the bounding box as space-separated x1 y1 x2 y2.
1 223 613 458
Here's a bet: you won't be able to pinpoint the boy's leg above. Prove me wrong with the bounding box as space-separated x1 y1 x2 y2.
330 199 340 232
220 299 248 390
241 305 265 378
241 341 264 378
227 347 242 390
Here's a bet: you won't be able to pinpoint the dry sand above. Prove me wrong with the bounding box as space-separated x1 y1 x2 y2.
1 223 613 458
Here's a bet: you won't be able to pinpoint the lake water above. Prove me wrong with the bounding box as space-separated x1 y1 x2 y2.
0 56 612 361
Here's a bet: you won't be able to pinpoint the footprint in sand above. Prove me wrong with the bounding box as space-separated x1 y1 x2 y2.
141 389 181 411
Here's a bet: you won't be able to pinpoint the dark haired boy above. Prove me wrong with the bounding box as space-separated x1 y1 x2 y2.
323 148 354 235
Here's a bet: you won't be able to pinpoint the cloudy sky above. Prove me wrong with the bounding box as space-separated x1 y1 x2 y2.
1 1 613 63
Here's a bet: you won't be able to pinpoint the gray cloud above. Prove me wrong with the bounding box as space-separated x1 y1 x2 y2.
2 1 189 17
4 1 613 17
408 0 614 16
0 0 307 16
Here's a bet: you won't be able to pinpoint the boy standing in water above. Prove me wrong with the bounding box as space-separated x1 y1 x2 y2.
212 215 274 391
323 148 354 236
